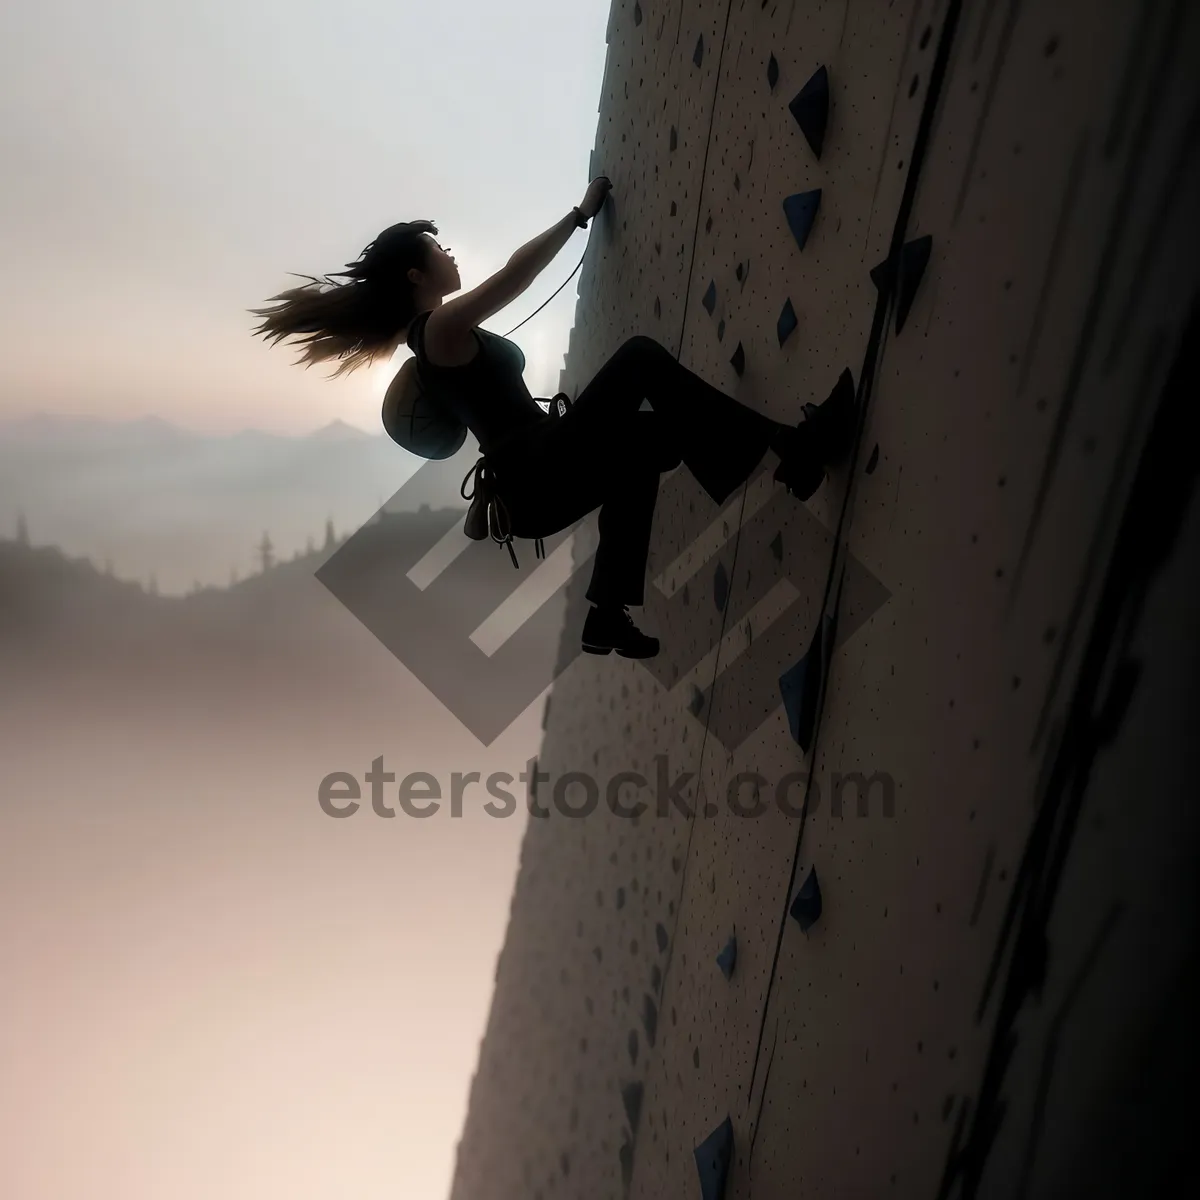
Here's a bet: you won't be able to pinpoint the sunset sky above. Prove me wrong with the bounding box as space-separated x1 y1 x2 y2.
0 0 609 434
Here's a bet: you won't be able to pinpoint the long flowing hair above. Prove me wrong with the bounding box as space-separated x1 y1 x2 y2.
249 220 437 378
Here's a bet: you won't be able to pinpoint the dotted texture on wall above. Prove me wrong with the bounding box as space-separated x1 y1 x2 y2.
449 2 1200 1198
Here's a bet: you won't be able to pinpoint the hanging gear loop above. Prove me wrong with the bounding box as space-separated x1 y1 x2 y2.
460 456 545 569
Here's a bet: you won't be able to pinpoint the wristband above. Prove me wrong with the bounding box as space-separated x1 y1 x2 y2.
572 206 589 229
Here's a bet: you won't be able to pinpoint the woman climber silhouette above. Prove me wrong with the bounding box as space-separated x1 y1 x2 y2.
250 176 855 660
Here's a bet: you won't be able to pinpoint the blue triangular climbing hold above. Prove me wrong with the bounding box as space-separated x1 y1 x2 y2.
777 297 798 346
780 648 818 750
870 254 893 293
789 65 829 159
619 1136 634 1190
716 933 737 980
895 235 933 334
703 280 717 316
790 866 822 931
767 54 779 91
730 342 745 377
694 34 704 68
694 1116 734 1200
783 190 821 252
779 612 835 753
622 1080 644 1129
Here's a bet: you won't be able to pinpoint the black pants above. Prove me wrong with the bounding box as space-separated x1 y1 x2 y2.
488 336 783 606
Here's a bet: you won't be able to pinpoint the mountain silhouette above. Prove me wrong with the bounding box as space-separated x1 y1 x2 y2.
0 414 470 593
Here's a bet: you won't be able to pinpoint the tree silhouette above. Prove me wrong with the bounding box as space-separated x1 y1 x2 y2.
323 518 337 550
257 532 274 573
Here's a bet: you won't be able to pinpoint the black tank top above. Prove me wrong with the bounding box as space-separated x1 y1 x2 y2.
406 310 547 453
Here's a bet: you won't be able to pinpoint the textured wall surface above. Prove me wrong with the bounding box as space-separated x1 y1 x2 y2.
449 2 1200 1197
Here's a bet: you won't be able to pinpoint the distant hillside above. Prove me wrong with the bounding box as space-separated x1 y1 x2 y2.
0 498 567 697
0 414 473 594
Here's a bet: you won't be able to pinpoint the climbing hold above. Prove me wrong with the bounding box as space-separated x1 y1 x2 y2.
780 645 819 751
734 173 741 191
869 254 893 293
670 200 677 216
783 189 822 252
706 214 713 234
634 3 642 26
717 318 726 341
735 262 744 282
730 342 746 378
703 280 717 316
689 685 705 716
654 296 661 319
865 444 880 474
769 531 783 562
716 933 737 980
695 1116 734 1200
895 235 933 334
790 866 822 931
767 54 779 91
622 1080 644 1129
642 994 658 1046
714 561 729 611
619 1137 635 1189
777 297 798 346
670 126 678 152
789 65 830 159
779 612 835 753
694 34 704 68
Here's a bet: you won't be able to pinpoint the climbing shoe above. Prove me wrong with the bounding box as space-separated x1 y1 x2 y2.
772 436 825 500
581 605 660 659
772 368 857 499
803 367 857 465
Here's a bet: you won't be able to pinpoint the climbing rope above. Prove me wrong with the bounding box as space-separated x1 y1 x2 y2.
500 244 591 339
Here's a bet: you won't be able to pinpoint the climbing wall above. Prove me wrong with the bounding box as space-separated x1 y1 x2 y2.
449 2 1200 1198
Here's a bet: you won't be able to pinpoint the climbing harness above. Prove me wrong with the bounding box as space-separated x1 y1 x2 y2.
458 391 576 569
